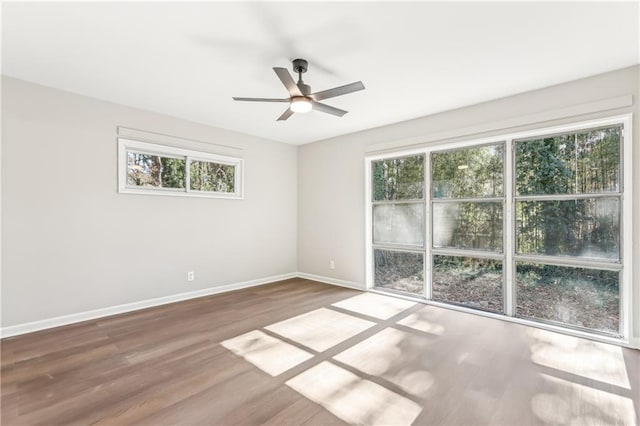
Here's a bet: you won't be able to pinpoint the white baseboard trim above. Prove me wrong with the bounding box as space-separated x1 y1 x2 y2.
296 272 366 291
4 272 636 349
0 272 297 339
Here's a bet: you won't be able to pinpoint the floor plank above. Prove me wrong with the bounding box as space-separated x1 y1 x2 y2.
2 278 638 425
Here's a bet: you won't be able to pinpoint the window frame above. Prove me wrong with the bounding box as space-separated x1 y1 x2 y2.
370 154 427 296
118 138 244 199
364 113 633 347
429 141 507 312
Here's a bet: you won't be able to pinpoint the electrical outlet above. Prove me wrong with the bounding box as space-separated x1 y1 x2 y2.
187 271 195 281
329 260 335 270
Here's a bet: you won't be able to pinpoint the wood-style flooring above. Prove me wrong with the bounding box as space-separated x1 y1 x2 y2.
2 278 639 425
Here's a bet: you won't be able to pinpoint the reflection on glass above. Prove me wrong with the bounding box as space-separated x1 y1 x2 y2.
433 202 503 252
374 249 424 296
373 155 424 201
516 198 619 260
432 144 504 199
515 263 619 334
127 152 186 189
516 126 620 196
190 160 235 192
373 203 424 246
432 256 503 313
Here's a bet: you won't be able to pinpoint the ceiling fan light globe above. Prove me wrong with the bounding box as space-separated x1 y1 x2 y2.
290 97 312 113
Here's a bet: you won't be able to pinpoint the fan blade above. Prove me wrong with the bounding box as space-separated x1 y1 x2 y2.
232 97 289 102
312 101 348 117
273 67 303 97
310 81 365 101
277 108 294 121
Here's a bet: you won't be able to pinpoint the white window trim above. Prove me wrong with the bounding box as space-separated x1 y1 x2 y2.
118 138 244 199
365 113 634 348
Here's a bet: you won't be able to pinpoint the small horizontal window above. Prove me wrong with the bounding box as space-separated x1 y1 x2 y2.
118 139 243 199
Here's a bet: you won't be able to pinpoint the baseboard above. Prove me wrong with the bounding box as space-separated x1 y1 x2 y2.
296 272 366 291
0 272 297 338
4 272 636 349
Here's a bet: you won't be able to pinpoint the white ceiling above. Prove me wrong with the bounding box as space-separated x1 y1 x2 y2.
2 2 638 145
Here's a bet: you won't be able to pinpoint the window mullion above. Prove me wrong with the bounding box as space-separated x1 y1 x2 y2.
431 248 503 260
505 138 515 316
425 152 432 300
185 156 191 193
515 193 619 201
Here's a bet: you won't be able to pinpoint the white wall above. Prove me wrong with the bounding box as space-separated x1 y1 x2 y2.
1 76 298 327
3 66 639 342
298 65 640 342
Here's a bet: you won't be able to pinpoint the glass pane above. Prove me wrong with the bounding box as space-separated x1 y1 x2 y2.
516 197 619 260
127 152 185 189
432 144 504 198
372 155 424 201
516 263 619 334
374 249 424 296
190 160 235 193
373 203 424 246
433 202 503 252
516 126 620 196
432 256 503 313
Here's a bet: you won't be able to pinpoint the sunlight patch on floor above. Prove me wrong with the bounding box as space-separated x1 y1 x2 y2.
286 361 422 426
221 330 313 376
531 373 636 425
527 328 631 388
265 308 374 352
331 292 416 320
333 327 435 398
397 308 445 335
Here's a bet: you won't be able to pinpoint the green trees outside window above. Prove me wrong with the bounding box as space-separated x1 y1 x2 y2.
190 160 235 193
372 155 425 295
370 123 624 336
432 144 504 199
126 152 238 194
127 153 186 189
373 155 424 201
513 126 622 333
515 127 620 196
430 143 505 311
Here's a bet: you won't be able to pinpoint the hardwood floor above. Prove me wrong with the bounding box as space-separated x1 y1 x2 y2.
2 278 638 425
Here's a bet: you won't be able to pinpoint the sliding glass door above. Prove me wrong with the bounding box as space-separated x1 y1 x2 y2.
367 116 629 339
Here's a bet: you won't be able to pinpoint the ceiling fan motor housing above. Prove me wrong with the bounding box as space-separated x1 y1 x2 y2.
292 58 308 74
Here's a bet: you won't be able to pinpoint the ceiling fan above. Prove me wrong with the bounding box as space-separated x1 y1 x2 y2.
232 59 365 121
